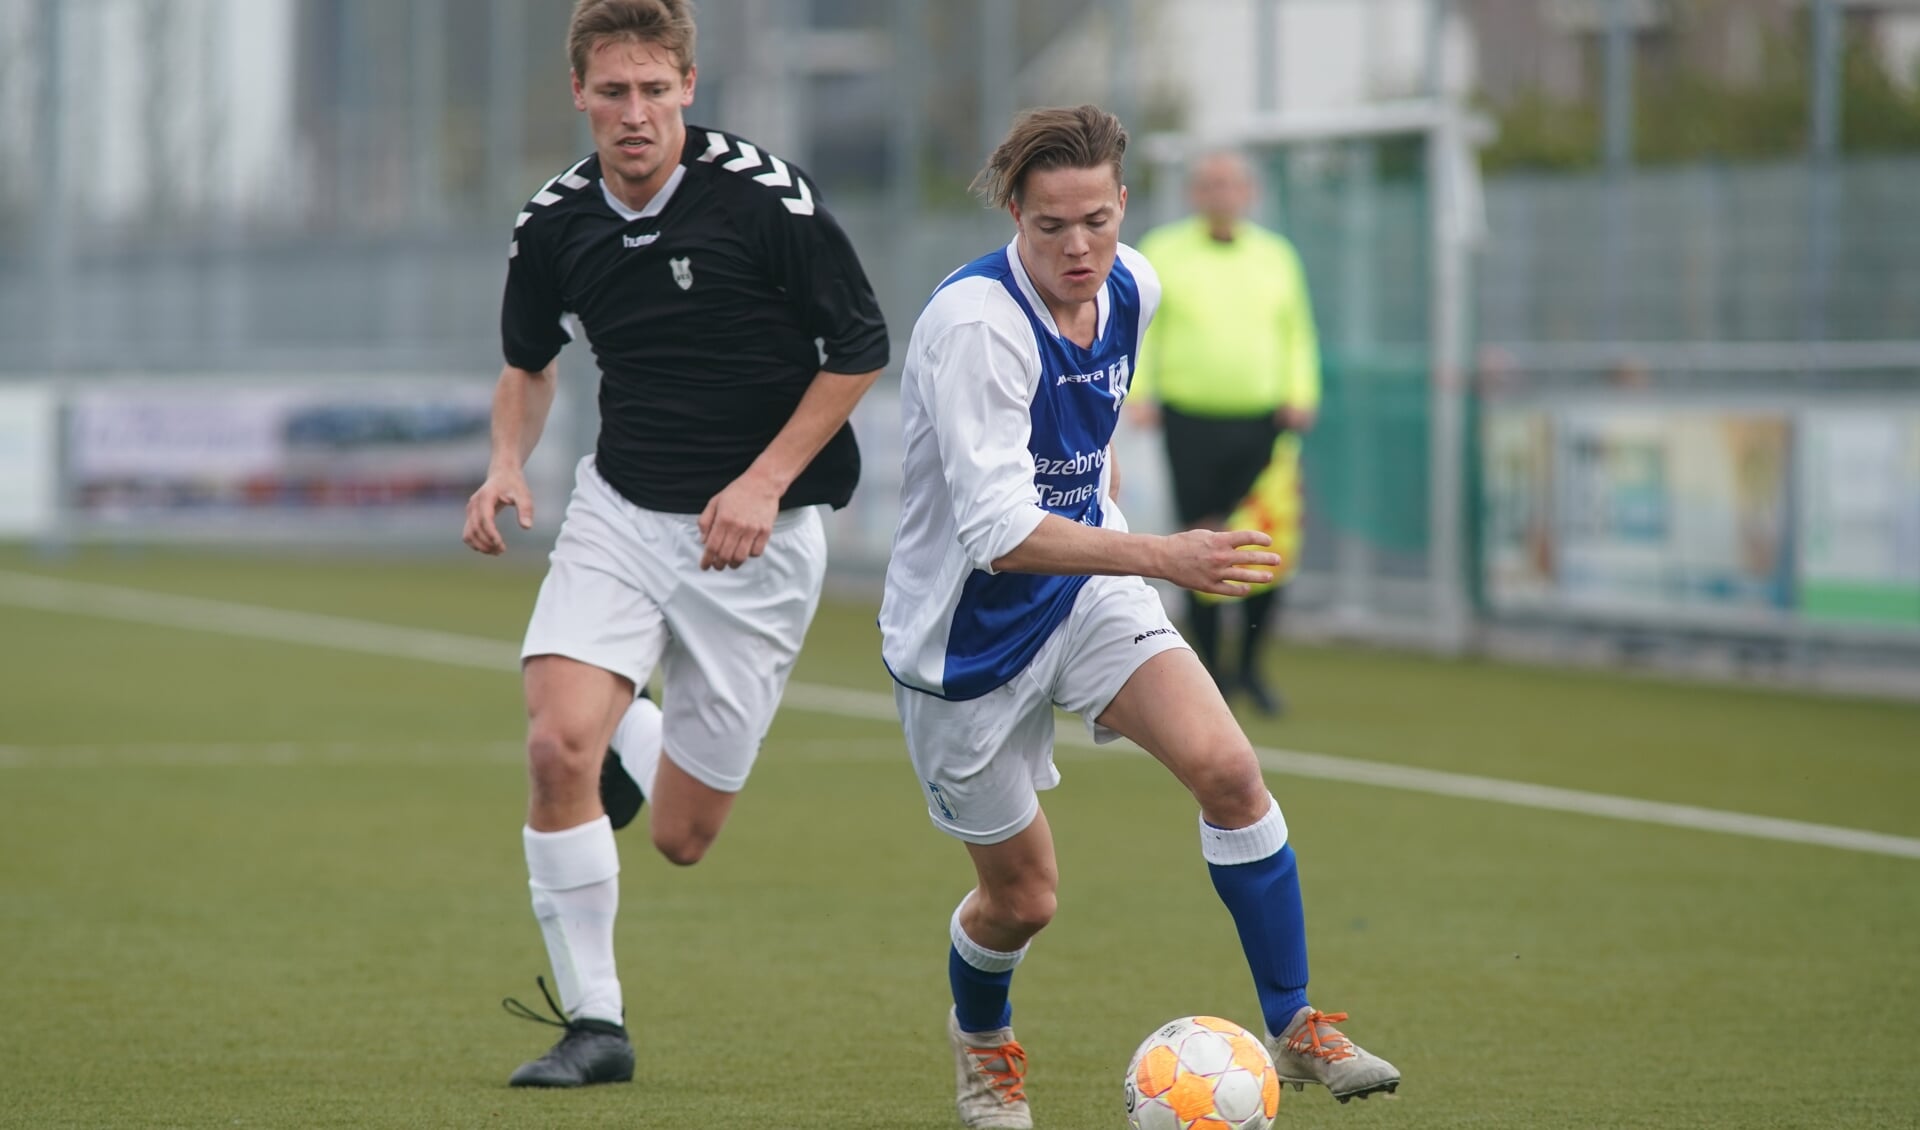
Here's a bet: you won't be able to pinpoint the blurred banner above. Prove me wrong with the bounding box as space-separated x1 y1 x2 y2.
1799 411 1920 625
65 379 500 534
1480 403 1920 634
1557 411 1792 613
0 383 59 537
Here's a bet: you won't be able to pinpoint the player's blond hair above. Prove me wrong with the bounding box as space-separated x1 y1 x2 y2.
970 104 1129 209
568 0 697 80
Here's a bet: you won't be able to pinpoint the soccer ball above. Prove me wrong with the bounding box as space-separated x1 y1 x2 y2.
1123 1015 1280 1130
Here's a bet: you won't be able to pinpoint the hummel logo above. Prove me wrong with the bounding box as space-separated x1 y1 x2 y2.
622 233 659 249
1133 627 1176 644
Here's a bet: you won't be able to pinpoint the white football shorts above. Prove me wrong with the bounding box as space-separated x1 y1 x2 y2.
894 573 1190 845
521 456 827 792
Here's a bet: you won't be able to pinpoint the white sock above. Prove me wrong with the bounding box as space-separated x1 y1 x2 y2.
611 695 664 797
1198 794 1289 865
524 817 623 1025
950 893 1029 973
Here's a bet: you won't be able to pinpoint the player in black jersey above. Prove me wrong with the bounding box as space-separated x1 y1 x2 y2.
461 0 887 1089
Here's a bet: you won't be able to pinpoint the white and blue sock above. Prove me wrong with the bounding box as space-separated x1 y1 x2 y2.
1202 796 1310 1036
525 816 624 1025
948 893 1027 1033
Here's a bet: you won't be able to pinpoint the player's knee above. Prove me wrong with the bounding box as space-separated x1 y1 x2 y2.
1186 741 1268 826
997 885 1057 936
650 823 717 867
525 725 600 788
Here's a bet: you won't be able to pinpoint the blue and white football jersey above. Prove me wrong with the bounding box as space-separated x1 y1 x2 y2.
879 239 1161 701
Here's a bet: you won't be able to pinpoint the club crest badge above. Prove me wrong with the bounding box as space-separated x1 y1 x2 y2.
670 256 693 290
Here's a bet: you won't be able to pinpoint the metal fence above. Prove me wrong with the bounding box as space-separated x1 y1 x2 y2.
3 0 1917 686
1482 156 1920 346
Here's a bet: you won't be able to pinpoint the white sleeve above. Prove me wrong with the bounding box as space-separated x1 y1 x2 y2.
922 318 1048 574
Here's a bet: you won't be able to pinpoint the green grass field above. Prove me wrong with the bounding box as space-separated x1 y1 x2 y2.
2 547 1917 1129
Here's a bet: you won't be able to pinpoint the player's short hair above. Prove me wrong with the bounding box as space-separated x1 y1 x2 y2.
568 0 697 81
971 104 1128 210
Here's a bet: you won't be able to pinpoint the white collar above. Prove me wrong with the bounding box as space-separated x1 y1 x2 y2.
600 163 686 221
1005 237 1111 343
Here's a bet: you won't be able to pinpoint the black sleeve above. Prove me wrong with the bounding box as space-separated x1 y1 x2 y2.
758 182 890 375
500 220 572 372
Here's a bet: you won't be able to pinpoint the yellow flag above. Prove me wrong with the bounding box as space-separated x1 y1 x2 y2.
1199 432 1302 603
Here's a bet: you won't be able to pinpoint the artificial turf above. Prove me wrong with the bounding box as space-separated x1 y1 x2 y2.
2 548 1915 1128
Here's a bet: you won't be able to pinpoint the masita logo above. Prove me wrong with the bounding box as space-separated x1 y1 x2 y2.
1056 356 1132 410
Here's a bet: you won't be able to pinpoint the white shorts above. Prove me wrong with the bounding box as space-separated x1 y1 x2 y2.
521 456 828 792
894 573 1190 845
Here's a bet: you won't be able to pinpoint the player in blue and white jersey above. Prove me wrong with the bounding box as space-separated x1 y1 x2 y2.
878 106 1399 1128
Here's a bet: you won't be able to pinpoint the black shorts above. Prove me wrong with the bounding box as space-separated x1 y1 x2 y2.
1161 405 1281 525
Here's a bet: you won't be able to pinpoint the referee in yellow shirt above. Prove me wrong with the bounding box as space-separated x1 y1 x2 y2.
1132 150 1320 716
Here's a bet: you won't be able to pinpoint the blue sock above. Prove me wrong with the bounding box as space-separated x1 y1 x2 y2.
948 896 1026 1033
948 945 1014 1032
1201 801 1310 1036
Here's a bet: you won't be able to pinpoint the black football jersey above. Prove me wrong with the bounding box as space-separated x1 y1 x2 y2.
500 126 889 513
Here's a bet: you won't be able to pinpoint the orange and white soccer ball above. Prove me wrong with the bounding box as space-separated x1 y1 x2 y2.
1123 1015 1280 1130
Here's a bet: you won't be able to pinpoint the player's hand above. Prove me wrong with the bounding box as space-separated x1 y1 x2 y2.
1158 529 1282 597
1126 399 1162 430
463 467 535 556
698 471 781 570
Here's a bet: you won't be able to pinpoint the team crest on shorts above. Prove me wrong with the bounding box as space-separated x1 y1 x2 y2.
670 256 693 290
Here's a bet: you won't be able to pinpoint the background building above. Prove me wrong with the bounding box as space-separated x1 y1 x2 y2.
1 0 1916 684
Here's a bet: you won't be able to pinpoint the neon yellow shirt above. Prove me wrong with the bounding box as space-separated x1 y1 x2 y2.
1133 216 1321 417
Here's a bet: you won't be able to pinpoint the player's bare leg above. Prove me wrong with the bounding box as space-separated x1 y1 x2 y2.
646 754 738 866
525 655 632 831
1097 648 1265 828
1099 649 1399 1102
942 811 1055 1129
507 656 636 1088
601 690 743 866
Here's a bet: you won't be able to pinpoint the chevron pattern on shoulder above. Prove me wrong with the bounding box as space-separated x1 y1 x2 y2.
510 155 594 259
696 132 815 216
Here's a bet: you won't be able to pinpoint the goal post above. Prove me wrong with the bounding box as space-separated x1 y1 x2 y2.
1139 97 1488 652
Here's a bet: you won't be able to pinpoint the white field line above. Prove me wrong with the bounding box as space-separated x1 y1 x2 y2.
5 570 1918 862
0 569 518 670
0 740 527 768
0 736 901 768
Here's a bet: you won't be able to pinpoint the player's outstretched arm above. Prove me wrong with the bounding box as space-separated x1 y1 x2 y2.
698 365 883 571
991 516 1281 598
463 361 557 556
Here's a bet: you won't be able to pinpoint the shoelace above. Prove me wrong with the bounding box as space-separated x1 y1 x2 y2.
966 1041 1029 1104
502 975 586 1034
1286 1010 1358 1063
